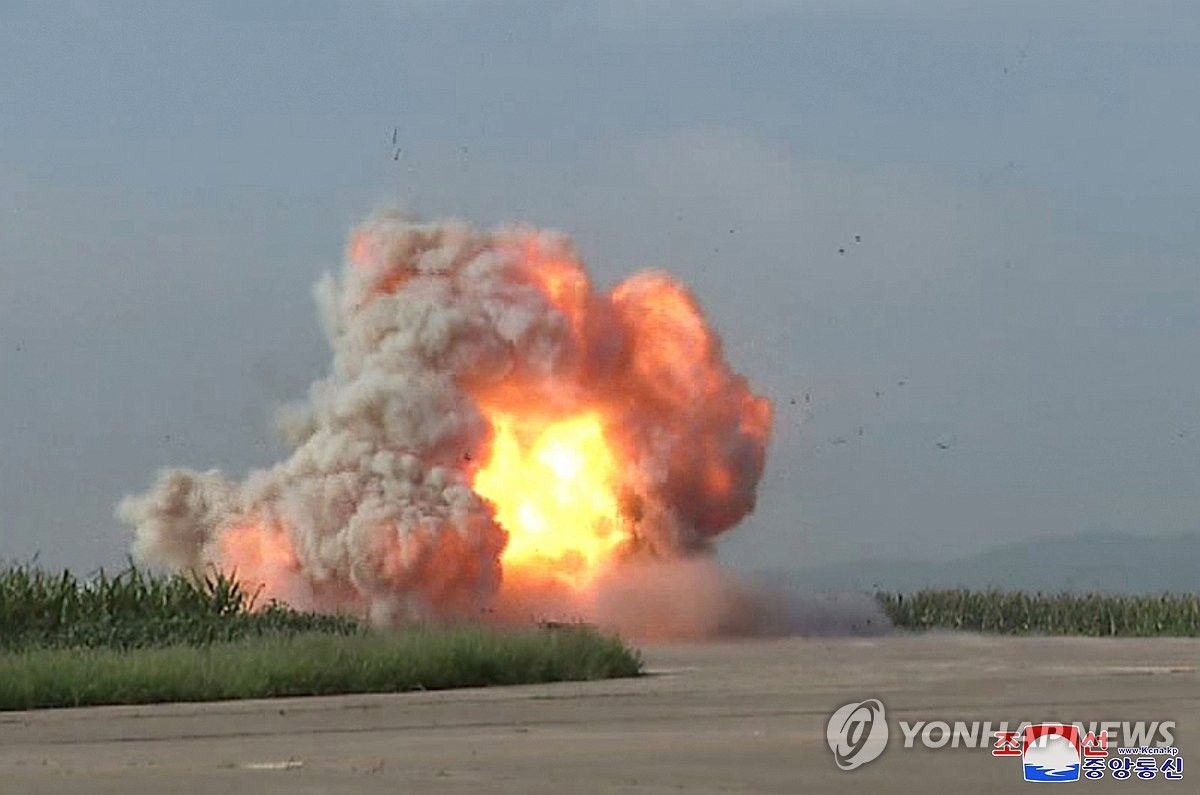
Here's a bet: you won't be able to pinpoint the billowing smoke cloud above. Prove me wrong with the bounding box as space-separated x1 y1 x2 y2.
118 212 773 629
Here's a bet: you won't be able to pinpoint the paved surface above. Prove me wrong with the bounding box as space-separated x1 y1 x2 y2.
0 635 1195 793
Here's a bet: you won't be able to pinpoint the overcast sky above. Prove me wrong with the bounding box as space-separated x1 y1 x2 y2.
1 1 1197 574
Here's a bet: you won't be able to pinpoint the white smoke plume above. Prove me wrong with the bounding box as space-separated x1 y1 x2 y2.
118 212 773 628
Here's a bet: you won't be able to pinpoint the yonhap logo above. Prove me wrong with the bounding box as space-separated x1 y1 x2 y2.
827 699 889 770
821 701 1182 780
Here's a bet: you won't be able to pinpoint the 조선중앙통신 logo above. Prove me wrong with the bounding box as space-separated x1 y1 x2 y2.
1021 724 1081 782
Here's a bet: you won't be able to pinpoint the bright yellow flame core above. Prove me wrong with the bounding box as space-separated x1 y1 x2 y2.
474 412 630 588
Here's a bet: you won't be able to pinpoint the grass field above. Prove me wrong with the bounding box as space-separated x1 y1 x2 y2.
0 625 643 711
0 564 643 711
877 589 1200 636
0 564 359 651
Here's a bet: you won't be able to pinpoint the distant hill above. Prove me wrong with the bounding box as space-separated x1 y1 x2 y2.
769 532 1199 594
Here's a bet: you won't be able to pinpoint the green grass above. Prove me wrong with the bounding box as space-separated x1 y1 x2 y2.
0 564 643 710
0 626 644 711
0 563 358 651
877 589 1200 636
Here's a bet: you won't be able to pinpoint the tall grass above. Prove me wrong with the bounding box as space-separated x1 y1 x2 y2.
0 563 358 651
877 589 1200 636
0 563 643 710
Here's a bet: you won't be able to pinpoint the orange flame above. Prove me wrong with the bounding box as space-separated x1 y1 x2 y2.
216 520 299 604
473 411 630 590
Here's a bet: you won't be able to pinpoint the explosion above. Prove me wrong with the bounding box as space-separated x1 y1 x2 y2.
474 412 629 589
118 213 772 629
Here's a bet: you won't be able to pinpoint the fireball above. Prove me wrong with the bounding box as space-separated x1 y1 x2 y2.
473 411 630 589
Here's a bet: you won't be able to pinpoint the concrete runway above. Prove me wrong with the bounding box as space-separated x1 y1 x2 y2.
0 635 1195 794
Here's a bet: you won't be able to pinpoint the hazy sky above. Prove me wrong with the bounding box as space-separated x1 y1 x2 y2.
1 1 1197 574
